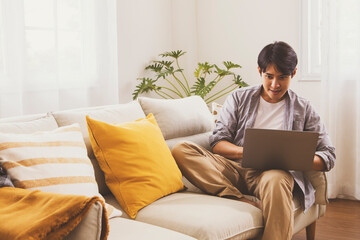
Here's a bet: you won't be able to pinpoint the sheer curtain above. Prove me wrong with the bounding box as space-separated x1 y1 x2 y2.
321 0 360 200
0 0 118 118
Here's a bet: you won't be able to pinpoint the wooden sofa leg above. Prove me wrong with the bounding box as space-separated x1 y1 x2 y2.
306 221 316 240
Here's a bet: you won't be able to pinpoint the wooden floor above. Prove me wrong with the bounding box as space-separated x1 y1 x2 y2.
292 199 360 240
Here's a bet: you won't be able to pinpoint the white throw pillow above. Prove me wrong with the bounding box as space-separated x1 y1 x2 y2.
0 123 121 218
138 96 214 140
0 113 59 133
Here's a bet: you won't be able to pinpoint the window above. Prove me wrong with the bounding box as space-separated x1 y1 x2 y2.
300 0 322 81
24 0 98 89
0 0 118 117
0 0 109 91
0 2 7 88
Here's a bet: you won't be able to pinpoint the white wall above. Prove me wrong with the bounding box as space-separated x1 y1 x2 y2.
116 0 321 108
171 0 199 80
196 0 302 103
116 0 173 103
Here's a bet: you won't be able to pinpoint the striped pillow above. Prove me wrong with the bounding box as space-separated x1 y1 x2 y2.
0 123 120 218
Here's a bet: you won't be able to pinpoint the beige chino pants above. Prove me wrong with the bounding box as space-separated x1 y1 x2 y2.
172 141 294 240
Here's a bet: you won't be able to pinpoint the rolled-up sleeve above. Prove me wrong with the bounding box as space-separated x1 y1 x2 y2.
209 92 239 149
304 103 336 171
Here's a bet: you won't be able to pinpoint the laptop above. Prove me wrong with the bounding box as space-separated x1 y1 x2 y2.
241 128 319 171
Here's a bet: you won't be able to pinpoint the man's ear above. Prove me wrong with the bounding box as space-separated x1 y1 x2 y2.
258 67 262 75
291 68 298 78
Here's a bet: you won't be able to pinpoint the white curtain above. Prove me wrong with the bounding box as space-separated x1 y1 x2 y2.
321 0 360 200
0 0 118 118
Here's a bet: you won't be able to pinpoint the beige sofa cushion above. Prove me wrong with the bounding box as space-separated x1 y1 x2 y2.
51 101 146 195
105 192 263 240
108 217 196 240
106 190 325 240
138 96 214 140
166 132 212 151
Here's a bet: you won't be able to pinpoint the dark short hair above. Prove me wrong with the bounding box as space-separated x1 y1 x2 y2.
257 41 298 76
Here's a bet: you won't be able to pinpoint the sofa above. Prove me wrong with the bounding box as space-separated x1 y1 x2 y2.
0 96 328 240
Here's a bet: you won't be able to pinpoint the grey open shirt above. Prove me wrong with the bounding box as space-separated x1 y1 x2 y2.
209 85 336 211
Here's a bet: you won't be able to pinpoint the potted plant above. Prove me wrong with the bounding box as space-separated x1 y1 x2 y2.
132 50 248 104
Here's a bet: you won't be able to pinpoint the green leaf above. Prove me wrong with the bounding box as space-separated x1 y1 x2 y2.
214 65 232 77
155 66 175 79
136 50 248 101
233 74 249 87
145 63 163 73
173 68 184 74
154 60 174 68
191 77 217 98
164 66 175 75
223 61 242 70
132 78 160 100
194 66 202 78
194 62 214 78
159 50 186 59
200 62 214 74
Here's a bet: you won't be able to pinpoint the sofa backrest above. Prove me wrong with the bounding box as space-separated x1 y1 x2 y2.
0 96 214 196
138 96 214 140
138 96 214 151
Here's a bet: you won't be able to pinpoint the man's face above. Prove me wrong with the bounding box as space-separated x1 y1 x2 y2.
259 64 296 103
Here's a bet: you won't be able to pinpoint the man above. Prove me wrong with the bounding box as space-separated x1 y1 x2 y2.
172 41 336 240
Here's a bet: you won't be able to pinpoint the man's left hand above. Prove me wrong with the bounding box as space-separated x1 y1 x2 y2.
312 155 326 171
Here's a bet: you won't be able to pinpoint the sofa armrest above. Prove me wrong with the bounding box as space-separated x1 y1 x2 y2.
304 171 328 205
66 201 104 240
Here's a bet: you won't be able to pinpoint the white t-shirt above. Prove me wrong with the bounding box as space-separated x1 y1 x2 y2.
253 96 285 129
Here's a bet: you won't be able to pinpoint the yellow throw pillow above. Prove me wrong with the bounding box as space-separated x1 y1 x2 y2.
86 114 184 219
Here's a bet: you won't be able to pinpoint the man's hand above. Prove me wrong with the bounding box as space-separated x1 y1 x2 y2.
312 155 326 171
212 141 243 160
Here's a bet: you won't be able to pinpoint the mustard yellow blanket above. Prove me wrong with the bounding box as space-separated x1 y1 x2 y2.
0 187 109 240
